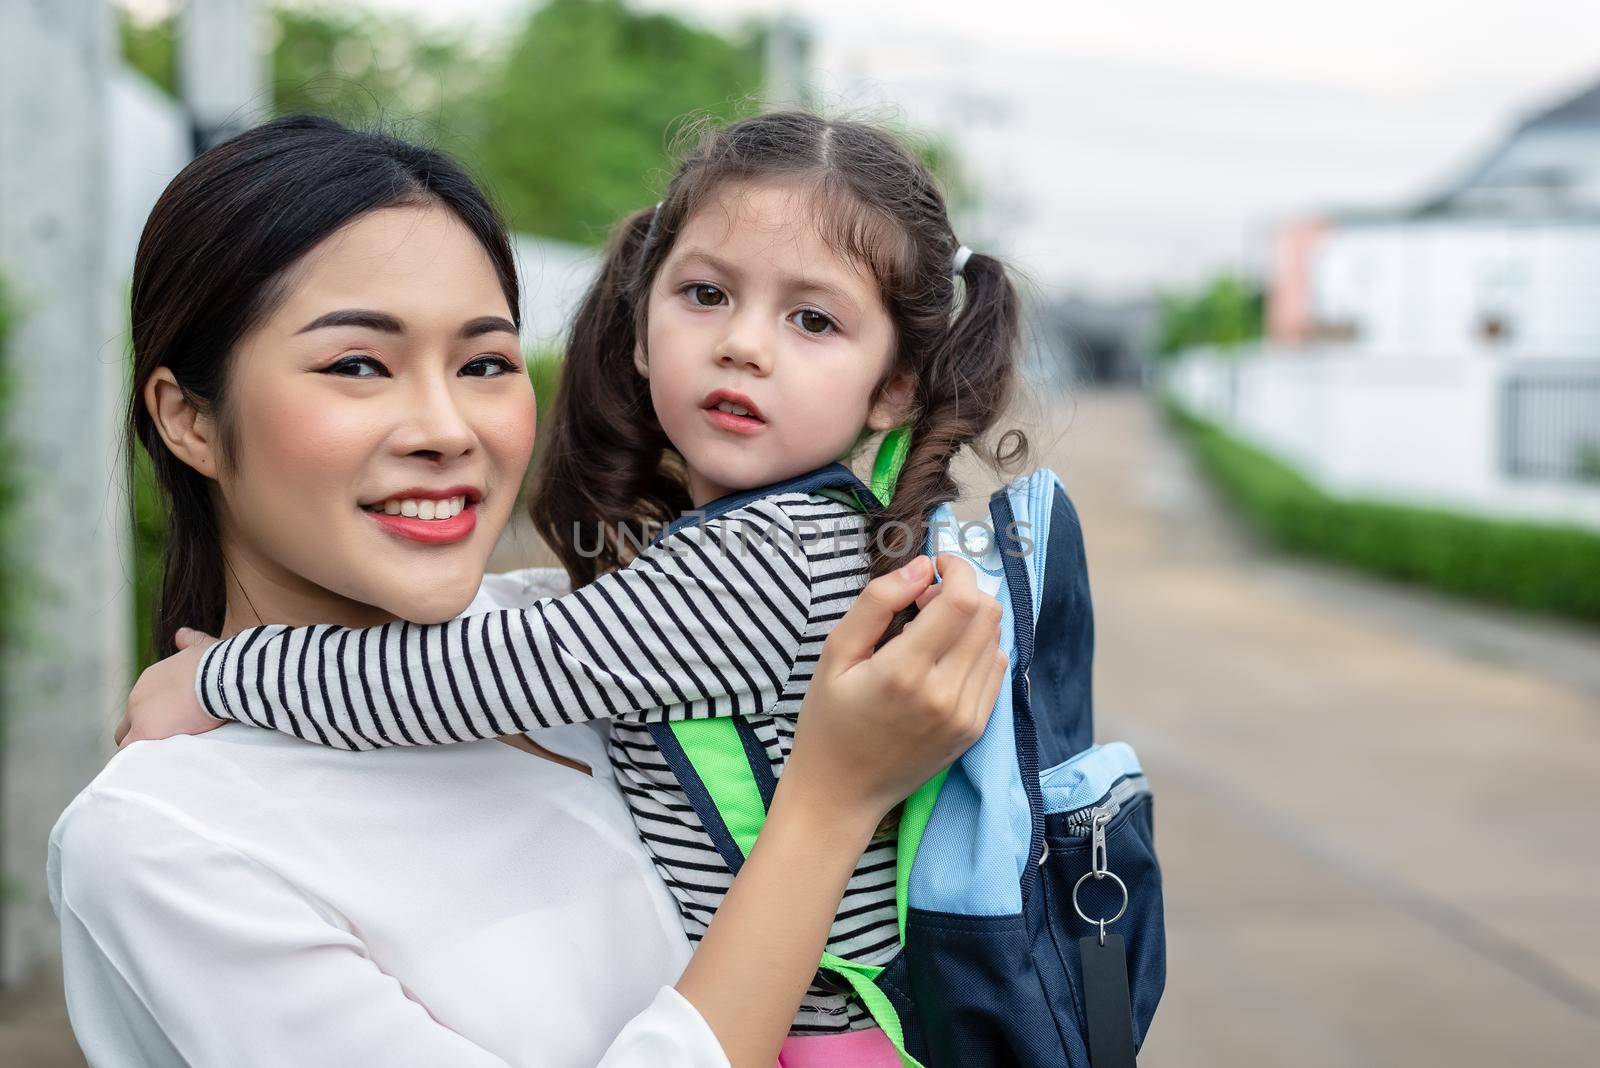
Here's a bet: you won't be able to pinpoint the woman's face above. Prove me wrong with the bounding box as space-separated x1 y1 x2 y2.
212 204 535 629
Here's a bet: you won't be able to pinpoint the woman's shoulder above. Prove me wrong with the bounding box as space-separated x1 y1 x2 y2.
47 733 269 924
50 730 325 862
469 566 571 613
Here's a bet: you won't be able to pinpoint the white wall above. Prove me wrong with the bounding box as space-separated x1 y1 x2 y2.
1313 220 1600 360
1166 346 1600 532
511 234 600 354
108 69 193 281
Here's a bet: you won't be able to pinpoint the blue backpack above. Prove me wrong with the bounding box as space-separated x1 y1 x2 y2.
647 445 1166 1067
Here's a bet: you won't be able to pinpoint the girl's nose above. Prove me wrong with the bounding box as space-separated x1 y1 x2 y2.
714 313 774 375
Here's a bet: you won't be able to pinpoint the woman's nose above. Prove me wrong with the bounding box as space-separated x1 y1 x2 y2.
398 378 476 462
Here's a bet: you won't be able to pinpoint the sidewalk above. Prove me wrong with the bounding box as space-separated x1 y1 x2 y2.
1038 388 1600 1065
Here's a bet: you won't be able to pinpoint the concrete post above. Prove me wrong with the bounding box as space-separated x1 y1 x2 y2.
0 0 131 988
180 0 269 150
763 15 812 109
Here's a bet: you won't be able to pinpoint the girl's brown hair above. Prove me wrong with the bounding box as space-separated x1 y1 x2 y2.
531 110 1025 623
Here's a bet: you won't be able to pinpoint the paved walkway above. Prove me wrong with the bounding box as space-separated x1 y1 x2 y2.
1029 388 1600 1066
7 388 1597 1065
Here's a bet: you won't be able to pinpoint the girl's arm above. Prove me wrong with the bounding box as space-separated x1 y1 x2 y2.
676 554 1007 1067
121 506 813 748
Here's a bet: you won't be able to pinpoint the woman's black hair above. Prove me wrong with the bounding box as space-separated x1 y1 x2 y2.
129 114 520 659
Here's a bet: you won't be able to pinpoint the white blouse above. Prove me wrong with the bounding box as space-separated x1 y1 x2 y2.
47 570 730 1067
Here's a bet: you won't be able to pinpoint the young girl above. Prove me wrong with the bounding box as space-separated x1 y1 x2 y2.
133 109 1023 1055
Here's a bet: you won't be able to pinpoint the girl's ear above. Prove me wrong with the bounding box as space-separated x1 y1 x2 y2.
633 339 649 379
144 367 220 478
867 370 916 431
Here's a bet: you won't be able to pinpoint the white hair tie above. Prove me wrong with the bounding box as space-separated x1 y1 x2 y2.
951 245 974 276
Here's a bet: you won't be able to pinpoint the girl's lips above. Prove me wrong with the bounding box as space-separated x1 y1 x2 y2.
365 501 478 545
703 407 767 435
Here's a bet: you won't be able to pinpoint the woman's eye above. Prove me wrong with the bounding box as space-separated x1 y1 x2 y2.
791 308 837 335
325 354 388 378
687 283 726 307
462 355 519 378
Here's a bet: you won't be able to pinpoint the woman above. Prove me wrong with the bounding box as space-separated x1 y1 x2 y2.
50 116 1002 1066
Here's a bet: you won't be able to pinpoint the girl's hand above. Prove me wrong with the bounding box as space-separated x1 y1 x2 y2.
115 628 223 748
785 553 1006 830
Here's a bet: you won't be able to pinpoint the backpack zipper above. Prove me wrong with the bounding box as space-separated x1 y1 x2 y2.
1058 774 1149 838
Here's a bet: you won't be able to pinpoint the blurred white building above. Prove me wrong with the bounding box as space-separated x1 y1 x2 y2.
1171 77 1600 530
1272 80 1600 360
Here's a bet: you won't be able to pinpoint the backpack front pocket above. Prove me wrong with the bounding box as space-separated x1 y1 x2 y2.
1040 783 1166 1050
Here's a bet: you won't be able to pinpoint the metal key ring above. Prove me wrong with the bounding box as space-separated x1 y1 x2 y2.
1071 869 1129 928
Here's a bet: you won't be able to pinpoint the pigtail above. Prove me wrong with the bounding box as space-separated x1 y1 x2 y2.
867 250 1027 644
529 207 692 587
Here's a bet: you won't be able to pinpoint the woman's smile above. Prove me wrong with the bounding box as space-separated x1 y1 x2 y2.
361 487 481 545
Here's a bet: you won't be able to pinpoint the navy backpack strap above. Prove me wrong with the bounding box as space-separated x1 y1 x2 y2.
654 462 880 544
989 487 1049 902
647 721 751 874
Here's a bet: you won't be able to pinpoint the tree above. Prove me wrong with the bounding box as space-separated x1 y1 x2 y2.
473 0 763 243
270 5 483 135
117 1 766 244
1156 274 1264 357
117 4 178 95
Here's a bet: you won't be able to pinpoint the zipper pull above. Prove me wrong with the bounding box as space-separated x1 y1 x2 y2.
1091 806 1111 876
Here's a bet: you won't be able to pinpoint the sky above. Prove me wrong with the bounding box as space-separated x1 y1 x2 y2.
359 0 1600 295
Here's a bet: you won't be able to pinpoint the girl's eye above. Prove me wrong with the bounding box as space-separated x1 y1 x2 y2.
324 354 388 378
461 355 519 378
687 283 726 307
791 308 837 336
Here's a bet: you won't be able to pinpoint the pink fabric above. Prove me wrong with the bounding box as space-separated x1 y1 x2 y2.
777 1026 900 1067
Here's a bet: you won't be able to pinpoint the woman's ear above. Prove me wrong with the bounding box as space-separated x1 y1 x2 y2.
633 339 649 379
144 368 220 478
867 371 916 432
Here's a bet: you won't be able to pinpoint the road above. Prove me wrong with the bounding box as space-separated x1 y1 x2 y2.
1033 389 1600 1066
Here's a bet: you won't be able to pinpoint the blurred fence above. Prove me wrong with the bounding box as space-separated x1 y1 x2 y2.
1164 346 1600 531
1501 363 1600 482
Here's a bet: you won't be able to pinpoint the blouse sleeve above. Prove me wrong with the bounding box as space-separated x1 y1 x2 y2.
596 987 731 1068
192 501 813 750
48 787 514 1068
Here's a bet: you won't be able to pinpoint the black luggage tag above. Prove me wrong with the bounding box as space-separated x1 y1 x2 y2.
1079 931 1137 1067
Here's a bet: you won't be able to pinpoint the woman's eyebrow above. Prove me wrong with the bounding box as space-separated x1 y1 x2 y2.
297 309 404 334
459 315 518 339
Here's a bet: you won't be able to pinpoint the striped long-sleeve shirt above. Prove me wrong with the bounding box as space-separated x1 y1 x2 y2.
195 488 895 1034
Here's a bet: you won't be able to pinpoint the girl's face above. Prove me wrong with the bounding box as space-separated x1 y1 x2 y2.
204 205 535 630
639 181 908 506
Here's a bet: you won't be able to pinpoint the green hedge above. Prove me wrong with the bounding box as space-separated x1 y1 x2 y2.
1164 397 1600 622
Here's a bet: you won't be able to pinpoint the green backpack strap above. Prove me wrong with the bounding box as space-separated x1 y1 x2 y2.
872 426 913 507
667 717 926 1068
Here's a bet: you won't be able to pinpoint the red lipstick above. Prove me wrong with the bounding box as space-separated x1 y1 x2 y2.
362 486 481 546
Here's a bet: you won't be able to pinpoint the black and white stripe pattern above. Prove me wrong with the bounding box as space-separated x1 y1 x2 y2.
197 491 896 1033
